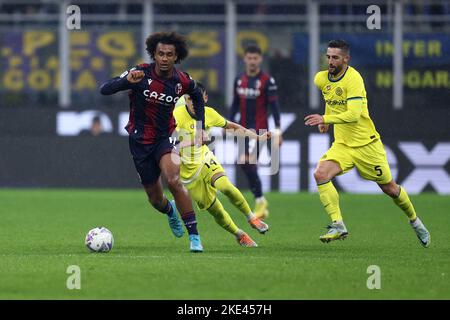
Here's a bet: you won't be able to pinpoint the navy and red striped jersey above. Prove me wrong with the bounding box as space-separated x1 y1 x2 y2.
100 63 204 144
229 71 281 131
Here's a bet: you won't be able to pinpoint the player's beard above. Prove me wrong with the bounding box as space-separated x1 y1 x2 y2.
328 64 343 76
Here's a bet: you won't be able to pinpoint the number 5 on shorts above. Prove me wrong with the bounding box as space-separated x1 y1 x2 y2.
374 165 383 177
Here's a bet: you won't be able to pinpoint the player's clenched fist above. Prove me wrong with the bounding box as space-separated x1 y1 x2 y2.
127 70 144 83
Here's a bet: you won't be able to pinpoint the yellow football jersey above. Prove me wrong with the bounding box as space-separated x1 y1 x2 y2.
314 66 380 147
173 102 227 181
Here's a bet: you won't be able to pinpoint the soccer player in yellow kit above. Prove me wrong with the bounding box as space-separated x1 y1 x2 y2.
305 40 430 247
173 83 270 247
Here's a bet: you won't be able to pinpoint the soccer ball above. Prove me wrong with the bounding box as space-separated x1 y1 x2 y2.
85 227 114 253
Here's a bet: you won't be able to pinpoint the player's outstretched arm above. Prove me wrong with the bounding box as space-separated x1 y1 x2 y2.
187 81 207 146
99 70 143 95
225 121 271 141
305 101 363 126
188 82 205 124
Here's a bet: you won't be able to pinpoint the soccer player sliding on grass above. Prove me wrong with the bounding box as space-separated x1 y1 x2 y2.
173 83 270 247
305 39 431 247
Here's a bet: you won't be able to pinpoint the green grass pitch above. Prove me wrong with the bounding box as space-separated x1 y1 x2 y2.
0 189 449 299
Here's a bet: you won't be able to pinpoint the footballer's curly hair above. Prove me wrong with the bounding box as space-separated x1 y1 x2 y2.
145 32 189 64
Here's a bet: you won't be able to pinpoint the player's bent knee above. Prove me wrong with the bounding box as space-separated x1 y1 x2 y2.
388 187 399 198
313 168 329 183
166 176 183 192
379 182 399 198
384 189 397 198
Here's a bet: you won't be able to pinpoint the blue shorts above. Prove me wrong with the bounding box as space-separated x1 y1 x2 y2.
129 137 177 186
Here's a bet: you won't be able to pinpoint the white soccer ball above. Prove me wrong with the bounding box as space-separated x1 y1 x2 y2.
85 227 114 253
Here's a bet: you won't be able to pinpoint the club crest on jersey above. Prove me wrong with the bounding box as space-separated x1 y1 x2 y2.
255 79 261 89
326 85 331 91
335 87 343 96
175 83 182 95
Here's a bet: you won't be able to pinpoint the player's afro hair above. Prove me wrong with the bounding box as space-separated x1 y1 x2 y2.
145 31 189 64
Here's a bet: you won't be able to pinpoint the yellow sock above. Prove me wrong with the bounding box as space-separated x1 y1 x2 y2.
393 186 417 221
214 176 253 219
317 181 342 222
207 199 240 235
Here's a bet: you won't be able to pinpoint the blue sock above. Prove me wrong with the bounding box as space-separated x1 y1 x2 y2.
181 212 198 235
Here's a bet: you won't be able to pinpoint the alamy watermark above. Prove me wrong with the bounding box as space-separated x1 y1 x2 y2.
366 265 381 290
366 5 381 30
66 5 81 30
66 4 380 31
66 265 81 290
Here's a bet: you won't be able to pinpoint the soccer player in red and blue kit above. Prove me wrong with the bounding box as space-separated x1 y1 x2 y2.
229 45 282 219
100 32 205 252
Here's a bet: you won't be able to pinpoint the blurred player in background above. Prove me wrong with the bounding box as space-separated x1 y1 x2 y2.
100 31 205 252
174 83 270 247
305 39 431 247
229 45 282 219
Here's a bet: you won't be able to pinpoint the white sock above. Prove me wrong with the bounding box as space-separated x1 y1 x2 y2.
333 220 347 230
246 212 256 221
255 196 266 203
410 217 421 228
236 229 245 238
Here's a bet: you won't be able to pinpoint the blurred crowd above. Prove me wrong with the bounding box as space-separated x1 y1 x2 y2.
1 1 449 16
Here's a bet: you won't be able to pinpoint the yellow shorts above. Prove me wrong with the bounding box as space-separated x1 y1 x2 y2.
183 152 225 210
320 139 392 185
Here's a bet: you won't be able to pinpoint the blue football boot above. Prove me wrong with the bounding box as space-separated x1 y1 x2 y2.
167 200 184 238
189 234 203 253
